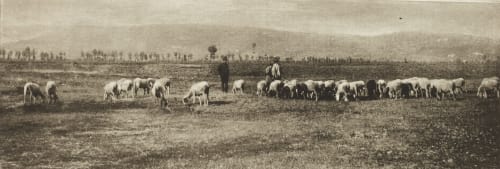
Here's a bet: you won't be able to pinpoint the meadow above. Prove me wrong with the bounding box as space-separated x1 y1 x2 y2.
0 61 499 169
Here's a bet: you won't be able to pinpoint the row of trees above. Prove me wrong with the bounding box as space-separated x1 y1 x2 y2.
0 47 66 61
79 49 194 62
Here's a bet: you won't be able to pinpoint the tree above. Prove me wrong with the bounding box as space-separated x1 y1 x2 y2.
208 45 217 59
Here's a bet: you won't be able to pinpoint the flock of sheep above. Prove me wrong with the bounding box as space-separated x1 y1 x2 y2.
21 75 500 109
254 76 500 102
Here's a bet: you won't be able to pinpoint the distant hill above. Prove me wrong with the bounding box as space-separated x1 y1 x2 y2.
1 24 499 62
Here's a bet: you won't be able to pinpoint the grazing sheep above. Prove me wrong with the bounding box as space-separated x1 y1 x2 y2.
323 80 336 98
151 80 169 109
366 80 377 99
296 82 308 99
182 81 210 106
430 79 456 100
103 81 119 102
386 79 402 99
268 80 284 98
155 78 172 96
117 78 134 98
256 80 267 96
24 82 45 104
451 78 465 95
45 81 58 104
400 82 413 99
335 81 351 102
376 80 387 98
402 77 420 97
416 77 431 98
349 81 366 99
304 80 320 101
232 79 245 94
477 77 499 99
133 78 152 97
282 79 298 99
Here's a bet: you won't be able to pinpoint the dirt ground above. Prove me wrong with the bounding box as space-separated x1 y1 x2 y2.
0 62 499 169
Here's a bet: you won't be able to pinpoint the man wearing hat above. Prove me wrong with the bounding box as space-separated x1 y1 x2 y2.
218 56 230 92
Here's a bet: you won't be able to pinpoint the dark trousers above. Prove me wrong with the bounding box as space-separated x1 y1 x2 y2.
220 76 229 92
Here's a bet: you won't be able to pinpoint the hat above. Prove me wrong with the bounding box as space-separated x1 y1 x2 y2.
222 56 228 61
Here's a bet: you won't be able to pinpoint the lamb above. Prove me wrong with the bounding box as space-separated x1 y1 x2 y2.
45 81 58 104
24 82 45 104
182 81 210 106
232 79 245 94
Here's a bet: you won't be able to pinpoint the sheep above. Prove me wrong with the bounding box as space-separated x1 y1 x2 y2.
477 77 499 99
232 79 245 94
117 78 134 98
314 81 326 98
349 81 366 99
296 82 308 99
282 79 298 99
133 78 152 97
376 80 387 98
402 77 420 97
451 78 465 95
366 80 377 99
304 80 320 101
256 80 267 96
430 79 456 100
268 80 284 98
386 79 402 99
335 81 351 102
323 80 336 98
155 78 172 96
103 81 119 102
151 80 170 109
45 81 58 104
182 81 210 106
416 77 431 98
24 82 45 104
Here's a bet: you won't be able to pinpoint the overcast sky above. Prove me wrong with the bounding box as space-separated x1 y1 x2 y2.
1 0 500 37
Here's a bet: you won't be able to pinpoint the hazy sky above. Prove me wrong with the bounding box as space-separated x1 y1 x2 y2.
1 0 500 37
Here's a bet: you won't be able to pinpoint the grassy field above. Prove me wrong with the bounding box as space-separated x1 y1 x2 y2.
0 61 499 169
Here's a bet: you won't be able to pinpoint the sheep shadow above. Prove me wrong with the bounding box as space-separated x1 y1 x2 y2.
207 100 233 106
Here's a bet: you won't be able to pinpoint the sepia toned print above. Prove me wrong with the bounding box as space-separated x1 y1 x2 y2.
0 0 499 168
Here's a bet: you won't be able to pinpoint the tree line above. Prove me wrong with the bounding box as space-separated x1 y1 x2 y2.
0 47 66 61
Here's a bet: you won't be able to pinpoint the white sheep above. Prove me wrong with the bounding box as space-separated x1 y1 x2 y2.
182 81 210 106
151 80 170 109
349 81 365 99
376 79 387 98
45 81 58 104
430 79 456 100
103 81 119 102
232 79 245 94
477 77 499 99
117 78 134 98
256 80 267 96
24 82 45 104
268 80 284 98
335 81 351 102
451 78 465 95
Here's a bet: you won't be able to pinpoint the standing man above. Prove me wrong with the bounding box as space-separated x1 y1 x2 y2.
271 57 281 80
218 56 230 93
264 63 273 91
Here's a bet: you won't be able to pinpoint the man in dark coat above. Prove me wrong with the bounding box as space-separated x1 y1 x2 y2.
218 56 230 92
